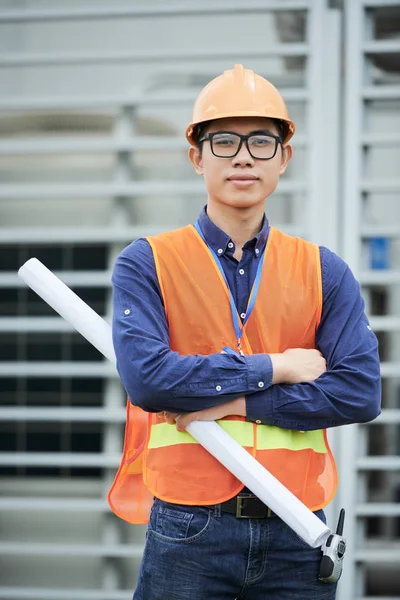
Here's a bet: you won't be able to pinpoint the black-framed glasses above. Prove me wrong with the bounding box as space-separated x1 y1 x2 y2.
198 130 283 160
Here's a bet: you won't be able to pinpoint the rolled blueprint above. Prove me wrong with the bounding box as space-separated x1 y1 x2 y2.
19 258 115 365
18 257 331 548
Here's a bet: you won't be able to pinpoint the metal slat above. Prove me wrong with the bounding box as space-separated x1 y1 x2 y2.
0 407 126 422
0 223 304 244
0 542 143 557
361 225 400 237
0 181 206 199
0 498 109 511
0 88 308 111
363 40 400 53
0 317 76 332
379 362 400 378
0 270 112 287
356 597 400 600
0 137 189 155
361 133 400 146
368 316 400 331
357 503 400 517
360 271 400 285
0 225 167 243
355 548 400 563
0 452 121 467
356 456 400 471
0 589 132 600
0 179 306 200
1 44 309 68
0 136 308 156
371 409 400 424
0 179 306 199
0 90 212 111
0 362 117 377
0 1 311 22
363 0 400 6
360 180 400 193
363 85 400 99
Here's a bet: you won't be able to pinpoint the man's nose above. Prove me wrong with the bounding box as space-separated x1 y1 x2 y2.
231 142 255 167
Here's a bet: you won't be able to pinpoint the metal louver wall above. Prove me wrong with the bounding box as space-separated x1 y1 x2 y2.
0 0 398 598
338 1 400 599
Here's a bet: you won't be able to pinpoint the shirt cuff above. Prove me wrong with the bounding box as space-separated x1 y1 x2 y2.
243 353 273 391
245 388 274 425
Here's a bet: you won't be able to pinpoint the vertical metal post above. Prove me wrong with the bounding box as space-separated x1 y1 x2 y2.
307 0 342 534
307 0 326 246
338 0 365 598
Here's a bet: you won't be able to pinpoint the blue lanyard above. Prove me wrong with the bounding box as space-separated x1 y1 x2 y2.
194 221 265 355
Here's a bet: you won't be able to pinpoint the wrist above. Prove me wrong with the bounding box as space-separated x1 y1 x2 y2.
234 396 247 416
269 353 288 384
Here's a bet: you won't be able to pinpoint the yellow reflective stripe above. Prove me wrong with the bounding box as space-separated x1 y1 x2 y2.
219 421 254 445
148 424 197 449
256 426 327 453
147 420 254 449
148 421 327 453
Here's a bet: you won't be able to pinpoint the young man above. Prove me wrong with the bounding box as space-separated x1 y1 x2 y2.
111 65 381 599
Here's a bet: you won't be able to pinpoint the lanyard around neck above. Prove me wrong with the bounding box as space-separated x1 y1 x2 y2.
194 220 265 355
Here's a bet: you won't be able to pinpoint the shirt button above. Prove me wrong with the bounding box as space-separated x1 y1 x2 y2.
255 248 260 255
217 248 223 255
256 420 262 424
228 242 234 249
124 309 130 315
240 312 246 319
258 381 264 388
216 385 222 391
239 269 245 275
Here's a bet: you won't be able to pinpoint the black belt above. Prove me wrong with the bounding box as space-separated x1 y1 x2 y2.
211 493 275 519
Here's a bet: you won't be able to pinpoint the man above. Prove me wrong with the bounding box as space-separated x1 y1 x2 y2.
110 65 381 599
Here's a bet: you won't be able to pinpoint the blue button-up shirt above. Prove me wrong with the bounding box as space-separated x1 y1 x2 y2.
112 207 381 431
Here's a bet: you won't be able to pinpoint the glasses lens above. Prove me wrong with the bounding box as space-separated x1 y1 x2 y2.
211 133 241 157
248 135 277 159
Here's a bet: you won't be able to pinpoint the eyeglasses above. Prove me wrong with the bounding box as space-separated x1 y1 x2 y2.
198 131 283 160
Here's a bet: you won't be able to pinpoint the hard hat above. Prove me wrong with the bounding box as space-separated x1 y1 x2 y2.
186 64 295 146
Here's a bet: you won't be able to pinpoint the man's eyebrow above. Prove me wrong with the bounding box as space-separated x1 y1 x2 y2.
248 129 278 136
209 129 279 136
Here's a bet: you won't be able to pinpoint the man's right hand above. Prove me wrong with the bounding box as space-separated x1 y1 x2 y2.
270 348 327 385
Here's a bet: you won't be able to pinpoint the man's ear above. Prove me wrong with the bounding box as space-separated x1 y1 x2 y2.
279 144 292 175
188 146 203 176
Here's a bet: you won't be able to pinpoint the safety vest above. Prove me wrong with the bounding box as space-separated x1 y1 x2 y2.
108 225 338 524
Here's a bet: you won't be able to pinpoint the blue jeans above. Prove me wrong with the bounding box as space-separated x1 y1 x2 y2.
133 498 337 599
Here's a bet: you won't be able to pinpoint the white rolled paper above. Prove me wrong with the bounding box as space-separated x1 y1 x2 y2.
189 421 330 547
18 257 331 548
19 258 115 365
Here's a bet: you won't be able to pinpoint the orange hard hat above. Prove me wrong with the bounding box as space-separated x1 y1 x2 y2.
186 64 295 146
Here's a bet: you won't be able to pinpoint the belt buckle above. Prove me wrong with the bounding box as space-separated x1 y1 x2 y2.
235 494 272 518
235 495 251 518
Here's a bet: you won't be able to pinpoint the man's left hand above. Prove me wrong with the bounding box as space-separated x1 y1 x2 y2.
164 397 246 432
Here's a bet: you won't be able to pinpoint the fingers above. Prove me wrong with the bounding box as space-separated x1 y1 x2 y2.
164 411 179 425
164 411 195 430
175 412 196 432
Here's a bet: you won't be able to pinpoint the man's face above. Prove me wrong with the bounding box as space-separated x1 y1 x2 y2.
189 117 292 211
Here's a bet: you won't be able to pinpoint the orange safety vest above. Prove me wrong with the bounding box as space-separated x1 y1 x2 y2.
108 225 338 524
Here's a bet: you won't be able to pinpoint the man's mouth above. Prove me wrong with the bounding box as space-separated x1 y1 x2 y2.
227 174 259 187
227 174 258 181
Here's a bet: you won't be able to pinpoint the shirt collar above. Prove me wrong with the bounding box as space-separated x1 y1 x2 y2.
197 205 269 257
